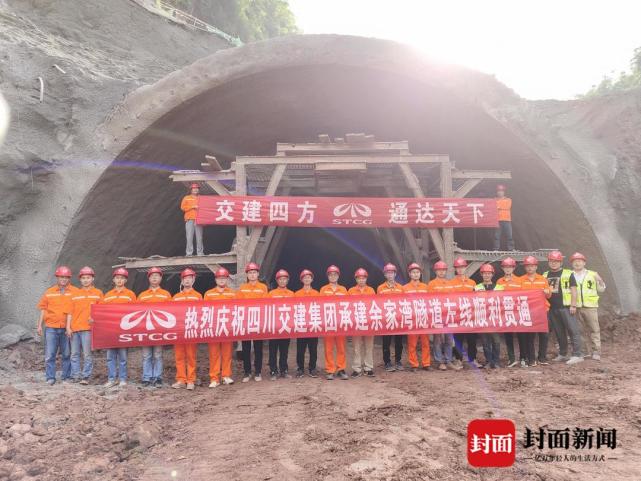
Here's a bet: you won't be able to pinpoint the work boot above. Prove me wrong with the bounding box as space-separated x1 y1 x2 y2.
141 381 151 388
384 362 395 372
308 369 319 378
337 370 349 380
153 379 162 388
270 371 278 381
351 370 362 378
326 373 334 380
172 381 186 389
222 377 234 385
295 369 304 378
566 356 584 365
365 370 375 377
395 362 404 371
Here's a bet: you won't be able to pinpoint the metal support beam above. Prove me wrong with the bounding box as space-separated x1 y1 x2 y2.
440 161 455 274
451 169 512 179
236 154 449 165
234 163 248 274
454 179 482 198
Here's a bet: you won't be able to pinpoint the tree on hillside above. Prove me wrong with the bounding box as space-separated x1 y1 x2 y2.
581 46 641 97
172 0 299 42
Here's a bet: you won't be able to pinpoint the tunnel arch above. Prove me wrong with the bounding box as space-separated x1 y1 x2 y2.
57 34 625 308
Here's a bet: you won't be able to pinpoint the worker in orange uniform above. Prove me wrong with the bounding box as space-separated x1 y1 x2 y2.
181 183 204 256
68 266 102 384
268 270 295 380
204 267 236 387
349 268 376 377
496 257 524 368
428 261 461 371
320 265 349 380
172 268 202 391
404 262 430 372
37 266 75 385
238 262 268 383
493 184 514 251
101 267 136 388
520 256 552 366
294 269 320 378
450 257 480 368
138 267 172 387
377 263 405 372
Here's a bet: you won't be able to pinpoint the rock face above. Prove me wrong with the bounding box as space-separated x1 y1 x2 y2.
1 2 640 329
0 324 33 349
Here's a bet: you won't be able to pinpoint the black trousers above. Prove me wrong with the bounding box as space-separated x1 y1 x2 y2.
242 340 263 375
382 335 404 364
296 337 318 371
453 333 478 361
269 339 290 373
535 315 551 362
504 333 526 363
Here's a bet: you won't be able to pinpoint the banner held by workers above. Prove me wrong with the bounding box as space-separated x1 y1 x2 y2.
91 290 547 349
196 195 498 228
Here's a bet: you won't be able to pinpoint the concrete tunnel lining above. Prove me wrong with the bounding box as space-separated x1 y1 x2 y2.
56 40 619 310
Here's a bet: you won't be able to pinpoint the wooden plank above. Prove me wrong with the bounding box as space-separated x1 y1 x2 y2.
454 179 482 198
398 163 445 261
245 164 287 264
236 154 449 165
170 171 236 182
315 162 367 171
452 169 511 179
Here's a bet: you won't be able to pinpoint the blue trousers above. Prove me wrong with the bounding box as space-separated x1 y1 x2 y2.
44 327 71 381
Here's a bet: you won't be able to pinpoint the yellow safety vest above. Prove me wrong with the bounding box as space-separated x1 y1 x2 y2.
574 270 599 308
474 283 505 292
543 269 573 307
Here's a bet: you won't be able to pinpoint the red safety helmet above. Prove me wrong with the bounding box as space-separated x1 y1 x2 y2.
112 267 129 278
326 265 340 276
275 269 289 280
407 262 422 273
548 250 564 262
479 264 495 274
500 257 517 268
215 267 230 278
245 262 260 273
496 184 506 192
180 268 196 279
570 252 587 262
453 257 468 268
189 183 200 190
54 266 72 278
383 263 397 273
77 266 95 278
433 261 448 271
299 269 314 281
522 256 539 266
147 267 163 278
354 268 368 278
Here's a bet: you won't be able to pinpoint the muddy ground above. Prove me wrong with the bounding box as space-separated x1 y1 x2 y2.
1 315 640 481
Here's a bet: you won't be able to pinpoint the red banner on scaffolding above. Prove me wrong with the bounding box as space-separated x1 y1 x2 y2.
196 195 498 228
91 290 546 349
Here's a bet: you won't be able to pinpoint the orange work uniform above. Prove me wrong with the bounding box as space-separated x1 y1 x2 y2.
319 283 349 374
497 275 522 291
520 274 551 310
102 288 136 304
38 285 76 328
173 289 203 384
180 194 198 221
203 286 236 382
496 197 512 222
70 287 103 332
404 280 430 368
426 277 452 293
137 287 172 303
448 276 476 293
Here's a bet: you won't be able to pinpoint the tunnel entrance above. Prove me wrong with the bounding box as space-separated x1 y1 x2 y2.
56 53 617 307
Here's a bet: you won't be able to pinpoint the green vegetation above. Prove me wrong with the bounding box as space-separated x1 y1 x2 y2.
581 47 641 97
172 0 299 42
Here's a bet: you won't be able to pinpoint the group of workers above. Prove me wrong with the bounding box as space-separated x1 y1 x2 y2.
37 249 605 388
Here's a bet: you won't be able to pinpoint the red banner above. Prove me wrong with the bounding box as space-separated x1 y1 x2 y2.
91 290 546 349
196 195 498 228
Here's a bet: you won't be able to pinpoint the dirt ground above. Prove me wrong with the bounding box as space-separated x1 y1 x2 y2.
1 314 640 481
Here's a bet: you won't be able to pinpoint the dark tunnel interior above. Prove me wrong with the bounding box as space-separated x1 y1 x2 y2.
58 64 612 299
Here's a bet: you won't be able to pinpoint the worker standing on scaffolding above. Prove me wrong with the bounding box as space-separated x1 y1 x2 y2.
493 184 515 251
238 262 268 382
181 183 204 256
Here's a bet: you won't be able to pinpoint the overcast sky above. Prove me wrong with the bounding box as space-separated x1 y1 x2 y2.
288 0 640 100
